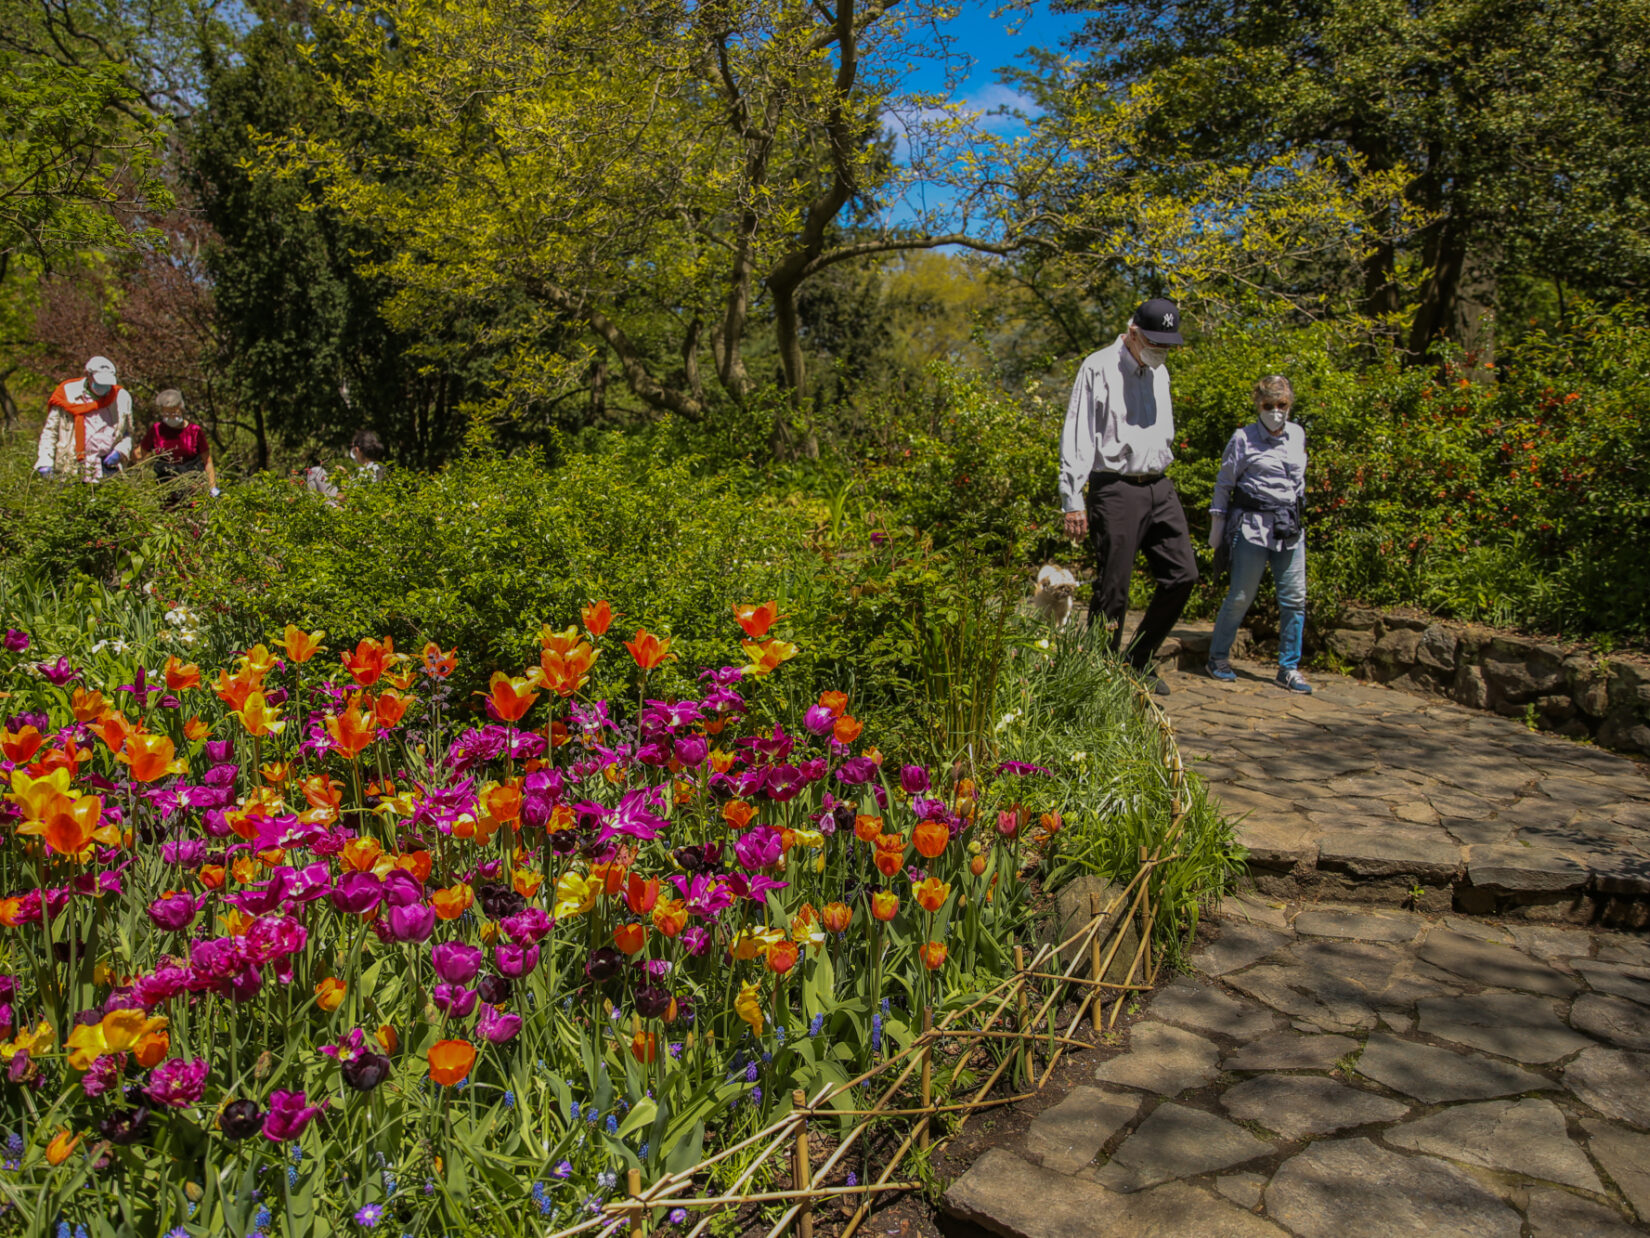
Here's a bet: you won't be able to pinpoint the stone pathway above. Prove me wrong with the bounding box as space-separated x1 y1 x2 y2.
1152 640 1650 923
941 902 1650 1237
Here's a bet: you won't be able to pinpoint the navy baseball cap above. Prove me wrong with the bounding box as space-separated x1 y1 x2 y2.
1133 298 1185 346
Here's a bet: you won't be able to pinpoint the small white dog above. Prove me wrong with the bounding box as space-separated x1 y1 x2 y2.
1031 564 1080 628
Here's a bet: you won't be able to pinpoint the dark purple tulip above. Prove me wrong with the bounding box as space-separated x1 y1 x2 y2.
585 947 622 982
99 1105 152 1146
340 1052 390 1092
477 882 525 920
430 941 482 985
899 764 930 794
219 1099 264 1140
3 629 28 653
477 974 512 1005
635 986 672 1019
387 903 436 943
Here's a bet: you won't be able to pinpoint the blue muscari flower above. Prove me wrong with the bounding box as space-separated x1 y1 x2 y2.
809 1013 824 1037
424 1179 435 1196
871 1013 882 1052
288 1167 298 1188
504 1090 516 1109
570 1101 581 1120
587 1109 599 1126
290 1143 304 1165
846 1171 858 1187
455 1077 468 1091
256 1205 273 1228
881 996 890 1015
639 1142 649 1158
775 1024 786 1044
752 1086 763 1105
532 1181 554 1215
75 1226 88 1238
761 1051 773 1064
744 1061 759 1083
165 1228 189 1238
596 1170 617 1191
605 1115 618 1136
6 1133 21 1154
56 1224 70 1238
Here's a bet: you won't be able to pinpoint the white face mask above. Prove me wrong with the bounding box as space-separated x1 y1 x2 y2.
162 415 186 429
1259 406 1289 434
1138 343 1168 370
87 379 111 397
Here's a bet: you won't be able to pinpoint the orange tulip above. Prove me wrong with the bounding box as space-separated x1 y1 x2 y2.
230 857 257 884
873 834 905 878
831 715 863 745
261 761 291 785
373 689 410 730
624 874 660 915
376 1025 399 1053
164 656 201 692
0 726 43 765
427 1039 476 1086
276 625 326 664
821 901 853 933
325 697 378 759
340 636 395 687
45 1130 80 1166
238 644 279 680
536 642 598 698
198 864 226 891
396 850 434 883
421 642 457 679
630 1030 657 1063
969 854 987 877
211 668 259 712
613 922 647 955
120 732 185 783
740 638 798 677
126 1023 168 1066
87 710 133 754
70 689 107 723
1039 811 1064 835
912 819 949 860
732 601 780 639
765 939 799 975
302 773 343 814
920 941 948 970
818 690 847 717
853 814 883 843
870 890 899 922
314 977 346 1012
183 717 210 742
624 629 673 671
231 692 285 739
481 783 522 826
512 867 544 898
651 898 688 938
582 600 615 637
722 800 757 830
39 795 103 858
914 876 951 914
483 672 539 723
339 837 383 873
432 884 474 920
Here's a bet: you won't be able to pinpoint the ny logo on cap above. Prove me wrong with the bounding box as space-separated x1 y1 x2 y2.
1162 311 1176 328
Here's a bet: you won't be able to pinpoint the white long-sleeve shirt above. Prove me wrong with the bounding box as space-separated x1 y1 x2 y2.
36 379 134 481
1211 420 1308 550
1058 335 1176 512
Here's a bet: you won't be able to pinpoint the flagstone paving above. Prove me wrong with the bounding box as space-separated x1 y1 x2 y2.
941 903 1650 1237
1149 653 1650 923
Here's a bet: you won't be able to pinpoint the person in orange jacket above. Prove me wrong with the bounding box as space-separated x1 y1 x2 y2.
35 355 135 482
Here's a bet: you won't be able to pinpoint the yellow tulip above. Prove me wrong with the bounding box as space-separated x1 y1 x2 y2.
553 871 596 919
734 982 764 1036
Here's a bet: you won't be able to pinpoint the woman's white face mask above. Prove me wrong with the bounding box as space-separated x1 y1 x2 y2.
1259 404 1290 434
162 415 186 429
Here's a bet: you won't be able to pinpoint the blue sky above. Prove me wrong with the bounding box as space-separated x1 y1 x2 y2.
905 1 1089 130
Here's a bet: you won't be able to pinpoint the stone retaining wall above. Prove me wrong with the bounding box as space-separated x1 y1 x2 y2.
1160 608 1650 760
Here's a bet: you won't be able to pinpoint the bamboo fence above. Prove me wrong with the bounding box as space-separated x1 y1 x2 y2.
549 680 1193 1238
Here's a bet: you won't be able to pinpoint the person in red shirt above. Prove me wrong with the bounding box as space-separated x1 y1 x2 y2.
135 389 218 494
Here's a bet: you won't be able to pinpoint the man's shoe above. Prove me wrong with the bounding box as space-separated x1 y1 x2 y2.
1127 667 1170 696
1276 668 1314 694
1207 661 1237 682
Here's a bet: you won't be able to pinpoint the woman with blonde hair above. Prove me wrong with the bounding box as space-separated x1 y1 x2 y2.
1206 374 1311 693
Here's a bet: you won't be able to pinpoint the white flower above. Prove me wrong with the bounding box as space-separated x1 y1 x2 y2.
1035 638 1050 650
993 710 1020 733
1071 751 1088 762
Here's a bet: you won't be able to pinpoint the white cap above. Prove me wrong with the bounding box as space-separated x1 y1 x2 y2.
85 356 117 384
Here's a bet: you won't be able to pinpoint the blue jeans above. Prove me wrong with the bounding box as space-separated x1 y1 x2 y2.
1209 535 1307 670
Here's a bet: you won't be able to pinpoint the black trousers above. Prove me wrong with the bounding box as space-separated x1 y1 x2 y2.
1085 472 1199 670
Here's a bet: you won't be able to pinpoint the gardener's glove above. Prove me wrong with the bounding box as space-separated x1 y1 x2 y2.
210 487 221 498
102 451 123 471
1208 516 1226 549
36 466 52 478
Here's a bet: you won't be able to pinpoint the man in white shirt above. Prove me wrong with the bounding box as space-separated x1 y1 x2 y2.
1059 299 1198 692
35 355 135 483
